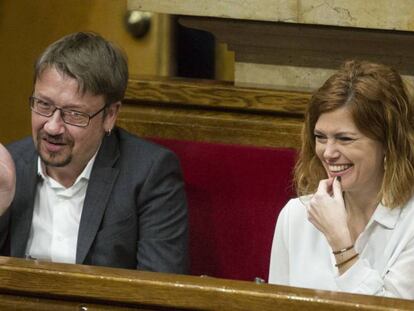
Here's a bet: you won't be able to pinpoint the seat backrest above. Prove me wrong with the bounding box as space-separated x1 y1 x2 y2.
150 137 296 281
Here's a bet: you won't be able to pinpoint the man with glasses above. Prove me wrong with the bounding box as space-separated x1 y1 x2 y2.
0 32 188 273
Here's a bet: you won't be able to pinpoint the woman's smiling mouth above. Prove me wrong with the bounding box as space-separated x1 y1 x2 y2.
327 164 353 175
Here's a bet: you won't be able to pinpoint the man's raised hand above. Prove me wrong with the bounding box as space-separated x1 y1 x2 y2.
0 144 15 215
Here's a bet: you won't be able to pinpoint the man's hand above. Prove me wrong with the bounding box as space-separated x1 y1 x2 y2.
0 144 15 215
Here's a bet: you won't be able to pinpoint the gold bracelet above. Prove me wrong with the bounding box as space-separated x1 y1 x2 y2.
332 244 354 255
335 253 359 268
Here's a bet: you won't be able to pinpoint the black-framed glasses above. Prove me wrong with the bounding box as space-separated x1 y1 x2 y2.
29 96 107 128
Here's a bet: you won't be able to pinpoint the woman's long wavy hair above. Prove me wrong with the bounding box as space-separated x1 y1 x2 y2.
294 60 414 208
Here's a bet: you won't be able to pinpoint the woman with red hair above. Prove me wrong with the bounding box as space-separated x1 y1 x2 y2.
269 60 414 299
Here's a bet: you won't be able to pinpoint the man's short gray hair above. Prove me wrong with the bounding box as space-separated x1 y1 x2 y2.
34 32 128 105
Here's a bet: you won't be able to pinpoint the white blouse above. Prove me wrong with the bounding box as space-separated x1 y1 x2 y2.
268 196 414 299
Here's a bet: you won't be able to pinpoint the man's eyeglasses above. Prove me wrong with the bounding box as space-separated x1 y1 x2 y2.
29 96 107 128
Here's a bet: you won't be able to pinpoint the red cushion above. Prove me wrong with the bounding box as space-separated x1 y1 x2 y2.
150 138 296 281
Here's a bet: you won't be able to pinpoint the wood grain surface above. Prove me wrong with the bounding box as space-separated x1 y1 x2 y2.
120 77 308 148
0 256 412 310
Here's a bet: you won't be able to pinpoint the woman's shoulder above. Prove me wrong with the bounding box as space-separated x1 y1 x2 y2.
276 196 320 238
279 196 310 222
284 195 311 209
400 195 414 218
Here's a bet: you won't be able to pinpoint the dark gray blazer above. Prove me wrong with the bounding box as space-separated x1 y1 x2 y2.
0 127 188 274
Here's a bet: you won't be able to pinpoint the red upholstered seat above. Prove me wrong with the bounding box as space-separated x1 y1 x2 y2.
150 138 297 281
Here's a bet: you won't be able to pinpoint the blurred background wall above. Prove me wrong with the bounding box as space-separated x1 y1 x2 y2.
0 0 233 143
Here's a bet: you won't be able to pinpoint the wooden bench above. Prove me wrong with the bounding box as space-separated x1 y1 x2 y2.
117 77 307 281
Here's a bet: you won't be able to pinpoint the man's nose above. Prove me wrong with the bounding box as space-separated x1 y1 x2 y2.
43 109 65 135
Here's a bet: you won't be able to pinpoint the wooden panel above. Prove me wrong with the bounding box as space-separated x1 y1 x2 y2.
119 77 308 148
179 16 414 74
0 256 412 310
0 294 140 311
175 16 414 90
118 104 302 148
125 76 310 114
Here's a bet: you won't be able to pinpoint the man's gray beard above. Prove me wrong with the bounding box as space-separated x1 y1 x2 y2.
41 154 72 167
38 143 72 168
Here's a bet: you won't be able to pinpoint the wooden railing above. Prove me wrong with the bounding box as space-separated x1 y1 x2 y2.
117 76 310 148
0 256 413 310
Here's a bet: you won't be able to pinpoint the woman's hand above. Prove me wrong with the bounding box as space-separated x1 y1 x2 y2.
307 177 353 250
0 144 15 215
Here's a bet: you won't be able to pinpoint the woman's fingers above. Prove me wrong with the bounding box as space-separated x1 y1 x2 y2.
332 176 343 202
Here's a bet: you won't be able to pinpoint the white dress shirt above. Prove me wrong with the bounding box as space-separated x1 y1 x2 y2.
269 196 414 299
25 155 97 264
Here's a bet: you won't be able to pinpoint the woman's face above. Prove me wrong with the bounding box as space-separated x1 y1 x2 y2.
314 106 384 197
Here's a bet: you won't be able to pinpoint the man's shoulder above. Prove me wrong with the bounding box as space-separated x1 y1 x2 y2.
116 128 174 157
108 127 182 180
6 136 36 160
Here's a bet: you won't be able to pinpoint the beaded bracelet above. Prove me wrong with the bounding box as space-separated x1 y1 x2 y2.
332 244 354 255
335 253 359 268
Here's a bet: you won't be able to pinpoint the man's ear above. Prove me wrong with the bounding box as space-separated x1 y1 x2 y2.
104 101 121 131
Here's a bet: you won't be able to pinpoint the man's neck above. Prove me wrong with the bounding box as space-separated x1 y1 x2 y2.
44 164 83 188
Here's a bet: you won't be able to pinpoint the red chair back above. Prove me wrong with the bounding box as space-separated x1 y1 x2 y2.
150 138 296 281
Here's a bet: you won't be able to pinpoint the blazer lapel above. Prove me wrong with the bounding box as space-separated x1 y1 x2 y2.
76 132 120 264
10 151 38 257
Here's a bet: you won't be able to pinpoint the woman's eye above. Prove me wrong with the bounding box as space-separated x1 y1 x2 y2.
314 134 327 141
337 136 355 142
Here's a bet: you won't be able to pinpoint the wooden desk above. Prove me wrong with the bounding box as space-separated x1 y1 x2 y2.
0 256 412 310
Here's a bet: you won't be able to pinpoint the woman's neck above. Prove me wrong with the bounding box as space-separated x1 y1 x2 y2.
344 192 380 240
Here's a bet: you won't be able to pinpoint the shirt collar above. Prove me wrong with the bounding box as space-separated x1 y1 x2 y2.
37 150 98 188
371 202 402 229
